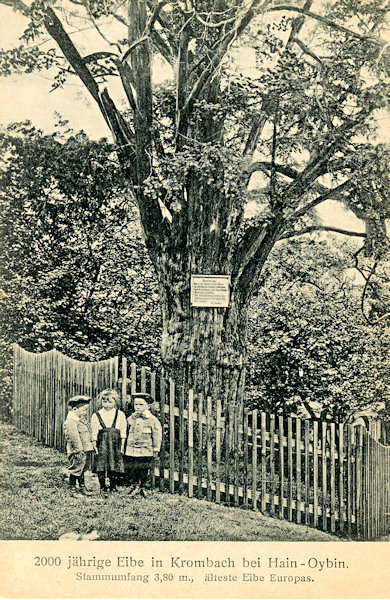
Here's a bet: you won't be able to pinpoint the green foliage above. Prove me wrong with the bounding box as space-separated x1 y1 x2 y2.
0 122 161 417
246 237 389 421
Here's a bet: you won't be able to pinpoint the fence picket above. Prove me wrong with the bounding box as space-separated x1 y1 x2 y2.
141 366 146 393
197 393 203 500
225 405 231 505
287 417 293 521
243 408 249 509
355 426 363 538
252 410 258 511
278 415 284 519
159 375 166 492
169 379 175 494
330 423 336 533
215 397 222 504
188 390 194 498
270 414 276 517
313 421 318 528
179 387 185 495
131 363 137 395
261 412 267 513
338 423 344 533
322 422 328 531
347 425 353 535
304 420 310 525
207 396 213 502
150 371 156 402
296 418 301 524
121 357 127 408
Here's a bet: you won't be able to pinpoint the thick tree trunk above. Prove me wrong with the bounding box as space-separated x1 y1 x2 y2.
154 175 250 409
159 280 248 410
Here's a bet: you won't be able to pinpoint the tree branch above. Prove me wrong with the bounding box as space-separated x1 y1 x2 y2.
181 0 269 119
116 60 137 113
242 0 313 159
121 0 173 64
293 37 323 64
150 29 174 66
175 16 190 146
43 7 102 107
247 161 299 181
84 51 119 63
267 5 387 48
243 114 267 156
283 108 373 200
287 179 354 221
360 260 378 325
0 0 28 14
278 226 366 241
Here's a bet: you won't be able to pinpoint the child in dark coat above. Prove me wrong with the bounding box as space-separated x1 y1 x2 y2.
91 389 127 493
63 395 94 496
124 392 162 497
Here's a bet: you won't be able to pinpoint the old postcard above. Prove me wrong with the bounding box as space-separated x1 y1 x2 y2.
0 0 389 598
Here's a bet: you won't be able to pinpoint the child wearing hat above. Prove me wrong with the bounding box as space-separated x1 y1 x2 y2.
124 393 162 497
63 395 94 496
91 389 127 494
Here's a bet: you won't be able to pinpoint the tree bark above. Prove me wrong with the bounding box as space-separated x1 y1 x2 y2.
158 265 248 411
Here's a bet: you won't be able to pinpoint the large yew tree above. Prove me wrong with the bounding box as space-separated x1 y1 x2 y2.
1 0 389 408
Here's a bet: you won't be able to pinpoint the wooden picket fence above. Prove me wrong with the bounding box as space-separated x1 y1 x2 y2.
12 345 390 540
12 345 118 450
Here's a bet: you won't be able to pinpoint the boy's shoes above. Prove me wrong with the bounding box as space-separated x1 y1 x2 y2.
128 485 140 497
139 488 146 498
78 486 93 496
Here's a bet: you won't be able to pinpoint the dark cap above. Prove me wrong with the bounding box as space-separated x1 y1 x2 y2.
132 392 154 404
68 395 91 408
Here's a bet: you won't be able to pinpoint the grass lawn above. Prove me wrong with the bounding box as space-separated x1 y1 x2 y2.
0 423 339 542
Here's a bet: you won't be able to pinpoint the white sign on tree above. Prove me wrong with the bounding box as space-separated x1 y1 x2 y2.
190 275 231 308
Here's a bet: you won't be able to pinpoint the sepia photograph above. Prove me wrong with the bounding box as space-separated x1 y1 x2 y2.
0 0 389 598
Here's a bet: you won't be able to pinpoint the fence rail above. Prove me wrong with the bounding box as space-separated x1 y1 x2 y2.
12 345 390 540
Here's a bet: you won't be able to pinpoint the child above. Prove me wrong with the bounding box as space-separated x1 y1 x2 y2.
124 392 162 497
63 395 94 496
91 389 127 493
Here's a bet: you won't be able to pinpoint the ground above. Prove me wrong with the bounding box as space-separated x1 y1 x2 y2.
0 423 340 541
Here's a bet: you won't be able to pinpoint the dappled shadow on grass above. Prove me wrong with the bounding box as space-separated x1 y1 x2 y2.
0 423 338 542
